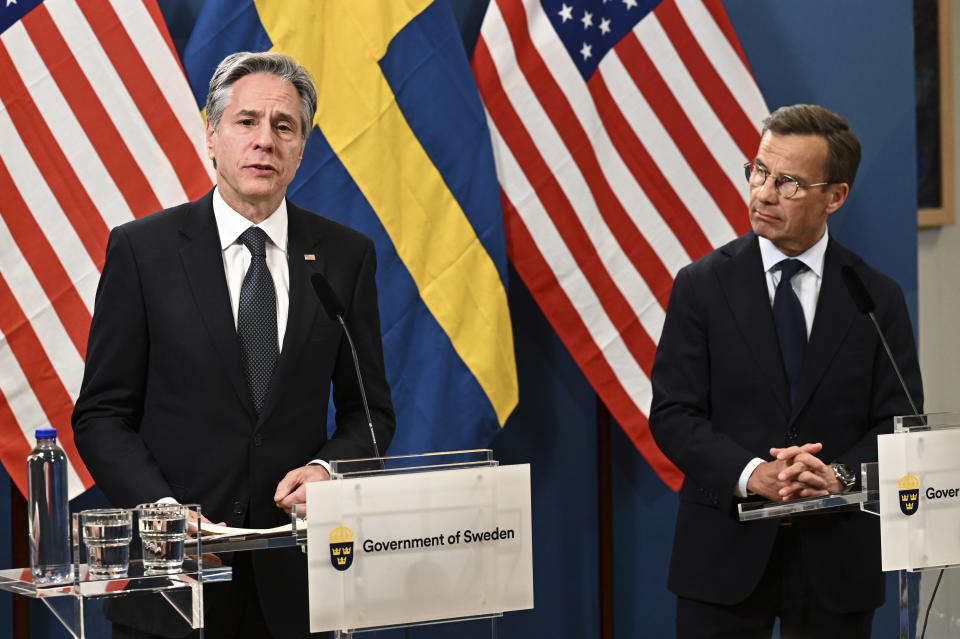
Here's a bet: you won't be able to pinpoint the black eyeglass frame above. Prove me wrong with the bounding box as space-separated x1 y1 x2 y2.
743 162 834 199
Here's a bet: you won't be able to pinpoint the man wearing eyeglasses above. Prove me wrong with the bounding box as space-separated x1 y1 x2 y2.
650 104 922 639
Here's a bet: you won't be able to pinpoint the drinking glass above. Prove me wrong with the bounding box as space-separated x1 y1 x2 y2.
81 508 132 578
136 503 188 574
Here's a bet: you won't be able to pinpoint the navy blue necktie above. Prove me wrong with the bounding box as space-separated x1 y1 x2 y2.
237 227 278 414
773 259 807 403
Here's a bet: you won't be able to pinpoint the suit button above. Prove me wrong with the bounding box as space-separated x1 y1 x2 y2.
253 434 262 447
233 500 244 515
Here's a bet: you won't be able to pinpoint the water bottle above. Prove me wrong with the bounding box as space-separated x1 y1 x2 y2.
27 427 71 584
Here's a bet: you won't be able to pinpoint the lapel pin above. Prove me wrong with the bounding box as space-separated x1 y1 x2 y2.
304 254 316 261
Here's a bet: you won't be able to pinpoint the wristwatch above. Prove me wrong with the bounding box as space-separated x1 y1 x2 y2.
830 463 856 492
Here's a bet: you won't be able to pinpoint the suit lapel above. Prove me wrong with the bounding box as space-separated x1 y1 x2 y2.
789 239 858 422
257 204 325 428
178 193 257 419
716 234 791 416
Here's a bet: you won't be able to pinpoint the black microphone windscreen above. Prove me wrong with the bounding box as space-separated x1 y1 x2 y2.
841 265 876 315
311 273 346 319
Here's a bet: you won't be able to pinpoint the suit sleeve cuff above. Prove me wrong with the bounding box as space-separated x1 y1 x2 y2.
735 458 765 498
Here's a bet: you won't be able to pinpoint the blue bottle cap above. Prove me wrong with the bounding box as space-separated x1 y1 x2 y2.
35 427 57 439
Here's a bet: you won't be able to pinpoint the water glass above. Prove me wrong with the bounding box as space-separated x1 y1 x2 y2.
81 509 132 578
137 503 188 574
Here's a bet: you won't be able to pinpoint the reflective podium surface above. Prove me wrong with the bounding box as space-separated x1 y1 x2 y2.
0 559 231 638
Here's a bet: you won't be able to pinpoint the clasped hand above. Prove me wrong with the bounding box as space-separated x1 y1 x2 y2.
746 442 843 501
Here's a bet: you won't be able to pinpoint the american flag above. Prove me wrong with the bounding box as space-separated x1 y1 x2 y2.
472 0 767 488
0 0 211 499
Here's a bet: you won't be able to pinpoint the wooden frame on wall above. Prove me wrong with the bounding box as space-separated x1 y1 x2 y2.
918 0 954 227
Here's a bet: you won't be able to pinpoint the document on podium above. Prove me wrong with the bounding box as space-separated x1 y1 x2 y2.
184 519 306 553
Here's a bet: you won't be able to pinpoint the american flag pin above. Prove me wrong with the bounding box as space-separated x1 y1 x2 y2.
304 254 316 261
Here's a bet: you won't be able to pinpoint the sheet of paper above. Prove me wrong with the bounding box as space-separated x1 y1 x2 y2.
197 518 305 538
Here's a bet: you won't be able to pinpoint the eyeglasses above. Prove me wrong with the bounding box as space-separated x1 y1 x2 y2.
743 162 833 199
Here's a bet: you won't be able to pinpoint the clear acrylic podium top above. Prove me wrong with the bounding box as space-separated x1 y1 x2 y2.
737 413 954 522
329 448 496 478
738 462 880 521
0 558 230 599
188 450 499 555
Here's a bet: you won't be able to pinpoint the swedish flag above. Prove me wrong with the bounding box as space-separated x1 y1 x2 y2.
182 0 517 453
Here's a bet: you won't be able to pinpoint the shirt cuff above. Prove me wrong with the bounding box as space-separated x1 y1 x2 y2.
735 458 765 498
309 459 332 475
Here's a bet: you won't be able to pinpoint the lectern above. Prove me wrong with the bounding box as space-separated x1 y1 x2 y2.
1 450 534 637
307 449 534 637
0 504 228 638
738 413 960 639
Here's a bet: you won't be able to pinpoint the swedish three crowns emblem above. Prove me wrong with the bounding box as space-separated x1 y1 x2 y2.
329 524 354 571
899 473 920 516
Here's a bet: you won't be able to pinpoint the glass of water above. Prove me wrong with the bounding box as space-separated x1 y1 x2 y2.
136 503 188 574
81 509 132 578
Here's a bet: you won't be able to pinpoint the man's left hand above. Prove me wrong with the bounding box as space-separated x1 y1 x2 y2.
770 443 842 499
274 464 331 516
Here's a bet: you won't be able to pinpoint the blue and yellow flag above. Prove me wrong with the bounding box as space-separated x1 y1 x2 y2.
181 0 517 453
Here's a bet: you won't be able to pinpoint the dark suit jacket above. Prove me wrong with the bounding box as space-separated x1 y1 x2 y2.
72 189 396 636
649 232 921 613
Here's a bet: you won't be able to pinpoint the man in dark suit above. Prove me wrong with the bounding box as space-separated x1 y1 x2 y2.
72 51 395 638
650 104 922 639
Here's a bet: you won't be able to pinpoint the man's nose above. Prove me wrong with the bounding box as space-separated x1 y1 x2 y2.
757 175 778 202
252 123 274 151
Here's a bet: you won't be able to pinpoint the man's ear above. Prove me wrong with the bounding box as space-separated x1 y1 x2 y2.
825 182 850 216
205 119 216 161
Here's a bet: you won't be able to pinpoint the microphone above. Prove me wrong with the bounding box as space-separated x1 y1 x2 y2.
842 264 933 638
310 272 382 461
840 265 920 415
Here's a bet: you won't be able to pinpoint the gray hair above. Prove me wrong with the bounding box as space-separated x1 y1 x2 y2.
205 51 318 140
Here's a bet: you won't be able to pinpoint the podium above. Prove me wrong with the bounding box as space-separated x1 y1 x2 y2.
179 449 533 637
308 449 534 637
0 505 229 638
738 413 960 639
1 450 534 637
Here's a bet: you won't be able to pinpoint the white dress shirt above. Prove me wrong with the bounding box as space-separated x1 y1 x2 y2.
212 187 289 351
735 230 830 498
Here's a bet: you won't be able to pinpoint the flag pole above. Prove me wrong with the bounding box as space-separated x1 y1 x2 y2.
11 483 28 638
597 398 614 638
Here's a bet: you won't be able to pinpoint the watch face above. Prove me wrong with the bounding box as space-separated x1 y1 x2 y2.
834 464 855 487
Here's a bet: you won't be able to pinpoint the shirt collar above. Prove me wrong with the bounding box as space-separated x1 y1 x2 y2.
758 229 829 278
212 187 288 252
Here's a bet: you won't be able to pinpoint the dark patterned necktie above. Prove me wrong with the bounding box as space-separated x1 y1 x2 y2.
773 259 807 404
237 227 278 414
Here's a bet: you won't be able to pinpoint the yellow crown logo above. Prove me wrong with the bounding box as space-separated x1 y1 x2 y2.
329 524 354 543
899 473 919 491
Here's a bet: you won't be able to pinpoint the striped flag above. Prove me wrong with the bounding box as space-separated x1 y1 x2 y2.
472 0 767 488
0 0 212 499
183 0 517 456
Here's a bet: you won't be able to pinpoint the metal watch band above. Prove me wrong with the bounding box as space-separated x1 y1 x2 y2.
830 463 856 492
